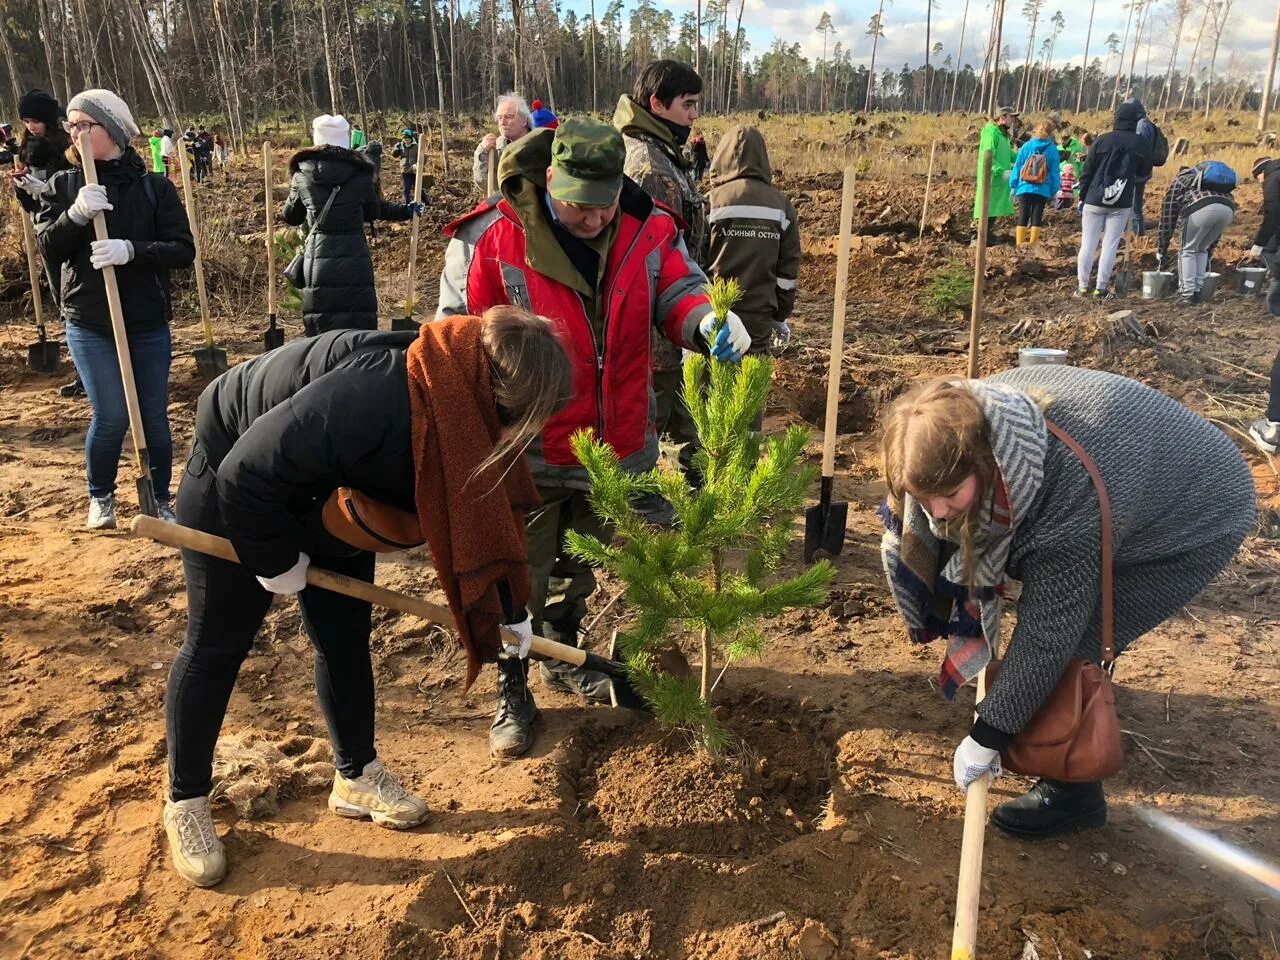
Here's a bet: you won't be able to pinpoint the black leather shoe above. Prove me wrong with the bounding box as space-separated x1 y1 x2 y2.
489 657 537 759
60 377 86 398
991 778 1107 839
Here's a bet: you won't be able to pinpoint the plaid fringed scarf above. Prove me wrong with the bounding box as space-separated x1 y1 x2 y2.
879 380 1048 698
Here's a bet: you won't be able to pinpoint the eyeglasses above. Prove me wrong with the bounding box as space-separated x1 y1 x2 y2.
63 120 103 135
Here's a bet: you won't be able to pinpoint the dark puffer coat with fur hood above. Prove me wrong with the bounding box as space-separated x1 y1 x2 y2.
283 144 416 334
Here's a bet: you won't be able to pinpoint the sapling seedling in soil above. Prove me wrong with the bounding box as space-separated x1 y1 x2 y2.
568 278 834 751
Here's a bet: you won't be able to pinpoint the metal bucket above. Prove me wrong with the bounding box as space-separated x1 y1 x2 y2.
1142 271 1176 299
1200 272 1221 302
1018 347 1070 367
1237 266 1267 296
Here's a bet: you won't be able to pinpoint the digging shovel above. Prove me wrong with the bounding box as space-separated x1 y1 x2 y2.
803 165 856 564
130 516 648 710
178 146 229 377
1113 229 1134 298
80 133 160 518
21 207 62 373
486 146 498 197
951 673 991 960
262 141 285 351
392 135 429 333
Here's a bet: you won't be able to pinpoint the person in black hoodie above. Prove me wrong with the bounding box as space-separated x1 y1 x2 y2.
284 114 425 335
34 89 195 531
1248 156 1280 454
161 307 573 888
1075 101 1153 299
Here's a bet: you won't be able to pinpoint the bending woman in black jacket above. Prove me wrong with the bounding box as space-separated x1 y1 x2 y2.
33 88 195 530
284 114 426 335
162 307 572 888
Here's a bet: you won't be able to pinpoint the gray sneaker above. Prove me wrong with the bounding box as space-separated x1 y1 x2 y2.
489 657 538 759
163 796 226 887
1250 419 1280 455
87 494 116 530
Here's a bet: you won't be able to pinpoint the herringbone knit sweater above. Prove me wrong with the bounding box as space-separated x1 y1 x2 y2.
975 365 1255 739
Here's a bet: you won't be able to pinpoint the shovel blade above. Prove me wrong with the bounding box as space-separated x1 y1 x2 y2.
194 345 229 379
1113 270 1133 297
803 500 848 564
390 316 418 332
28 339 62 374
262 324 285 352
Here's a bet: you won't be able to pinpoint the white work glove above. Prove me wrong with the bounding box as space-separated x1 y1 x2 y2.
953 735 1002 791
15 173 47 198
501 613 534 659
699 310 751 362
255 552 310 595
68 183 112 225
89 238 134 270
769 321 792 355
1250 244 1265 260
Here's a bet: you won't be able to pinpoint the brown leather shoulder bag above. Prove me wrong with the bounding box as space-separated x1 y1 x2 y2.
321 487 424 554
983 421 1125 783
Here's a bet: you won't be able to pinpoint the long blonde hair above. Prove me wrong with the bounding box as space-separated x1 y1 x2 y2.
881 378 998 584
474 305 574 481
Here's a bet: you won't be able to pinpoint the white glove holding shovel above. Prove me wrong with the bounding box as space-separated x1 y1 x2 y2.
256 552 310 595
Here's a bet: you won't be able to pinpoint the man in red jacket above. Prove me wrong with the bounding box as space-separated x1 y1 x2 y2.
437 117 749 758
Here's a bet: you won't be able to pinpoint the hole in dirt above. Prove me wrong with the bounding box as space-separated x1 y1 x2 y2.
771 359 907 435
568 694 834 856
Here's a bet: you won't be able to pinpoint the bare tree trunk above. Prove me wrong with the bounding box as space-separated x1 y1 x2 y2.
1017 3 1039 112
1203 4 1230 122
1110 0 1136 111
1158 1 1189 117
924 0 932 112
427 0 449 176
1075 0 1097 113
1261 1 1280 131
37 0 59 97
0 17 21 118
1177 0 1212 112
865 0 886 111
695 0 701 75
950 0 971 112
318 0 342 112
343 0 370 128
511 0 522 93
449 0 459 112
590 0 597 113
987 0 1006 117
1126 0 1149 95
727 0 745 112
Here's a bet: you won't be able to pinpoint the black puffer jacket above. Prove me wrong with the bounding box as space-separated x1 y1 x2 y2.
34 147 195 334
1079 102 1154 210
195 329 418 576
16 134 72 215
283 145 416 334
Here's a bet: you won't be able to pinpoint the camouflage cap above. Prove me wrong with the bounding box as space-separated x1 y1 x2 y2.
549 117 624 206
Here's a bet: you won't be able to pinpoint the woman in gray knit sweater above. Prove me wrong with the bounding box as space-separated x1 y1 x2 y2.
880 365 1255 838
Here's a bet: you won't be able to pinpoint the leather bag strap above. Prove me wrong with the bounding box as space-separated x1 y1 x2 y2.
1045 420 1115 666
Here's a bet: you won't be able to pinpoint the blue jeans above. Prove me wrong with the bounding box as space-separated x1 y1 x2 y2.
65 322 174 501
1132 180 1149 235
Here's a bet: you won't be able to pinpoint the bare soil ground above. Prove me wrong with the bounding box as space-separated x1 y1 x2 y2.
1 118 1279 959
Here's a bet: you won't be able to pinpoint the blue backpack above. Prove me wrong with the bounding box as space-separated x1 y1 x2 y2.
1196 160 1237 192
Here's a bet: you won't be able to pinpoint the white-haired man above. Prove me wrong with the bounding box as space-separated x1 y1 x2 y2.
474 93 534 191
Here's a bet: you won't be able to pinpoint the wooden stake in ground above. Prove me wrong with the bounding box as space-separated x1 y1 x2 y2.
968 149 993 380
393 133 429 332
919 140 938 243
79 131 160 518
262 141 284 351
951 673 991 960
177 145 228 377
21 208 62 373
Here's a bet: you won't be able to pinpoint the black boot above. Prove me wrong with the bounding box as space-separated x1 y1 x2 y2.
991 778 1107 839
489 657 537 760
537 622 613 704
60 376 86 398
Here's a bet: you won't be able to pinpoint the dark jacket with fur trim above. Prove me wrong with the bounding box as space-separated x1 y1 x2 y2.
283 145 415 334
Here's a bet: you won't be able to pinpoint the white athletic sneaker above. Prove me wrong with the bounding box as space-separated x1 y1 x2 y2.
328 758 428 829
163 796 226 887
87 494 116 530
1250 419 1280 456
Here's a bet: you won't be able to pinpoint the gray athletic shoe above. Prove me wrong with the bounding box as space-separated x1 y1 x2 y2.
87 494 116 530
1250 418 1280 455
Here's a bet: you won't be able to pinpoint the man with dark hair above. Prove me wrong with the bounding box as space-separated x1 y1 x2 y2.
613 60 709 510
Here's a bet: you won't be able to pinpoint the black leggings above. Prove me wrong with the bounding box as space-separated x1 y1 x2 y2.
1017 194 1047 228
166 443 377 801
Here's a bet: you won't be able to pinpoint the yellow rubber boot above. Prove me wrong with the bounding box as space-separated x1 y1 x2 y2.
1015 226 1028 248
1029 226 1042 245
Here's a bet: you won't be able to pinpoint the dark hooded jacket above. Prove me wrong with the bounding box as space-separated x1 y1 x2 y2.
1253 158 1280 251
1079 102 1153 210
283 144 416 334
34 147 195 334
706 125 800 351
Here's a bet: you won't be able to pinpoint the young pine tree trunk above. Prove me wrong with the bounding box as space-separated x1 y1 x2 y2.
1075 0 1097 113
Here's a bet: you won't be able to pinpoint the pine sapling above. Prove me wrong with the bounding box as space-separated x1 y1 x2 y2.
568 278 834 750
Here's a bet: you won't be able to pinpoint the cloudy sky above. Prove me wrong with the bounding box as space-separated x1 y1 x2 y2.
566 0 1277 82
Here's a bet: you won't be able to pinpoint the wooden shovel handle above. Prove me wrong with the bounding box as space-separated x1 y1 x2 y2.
80 133 153 481
950 671 991 958
176 145 215 347
403 134 428 320
129 516 589 669
968 149 994 380
822 165 856 477
19 208 44 332
486 147 498 196
264 141 276 316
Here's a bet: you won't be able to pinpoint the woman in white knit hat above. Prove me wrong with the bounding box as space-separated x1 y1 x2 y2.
282 114 426 335
32 89 195 531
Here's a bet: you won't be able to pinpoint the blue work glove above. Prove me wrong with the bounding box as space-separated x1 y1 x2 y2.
698 310 751 363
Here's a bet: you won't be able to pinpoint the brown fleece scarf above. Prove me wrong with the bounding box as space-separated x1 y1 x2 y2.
405 315 541 689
